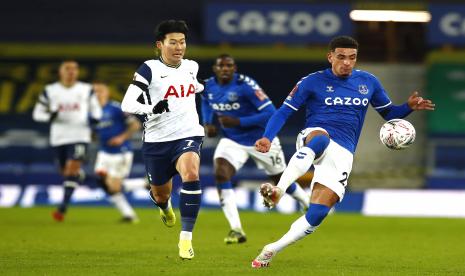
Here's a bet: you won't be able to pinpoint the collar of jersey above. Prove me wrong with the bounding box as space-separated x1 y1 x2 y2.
159 56 181 68
324 68 353 81
215 73 237 86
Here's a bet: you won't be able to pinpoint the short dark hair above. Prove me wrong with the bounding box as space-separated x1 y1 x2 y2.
216 53 233 61
328 36 359 51
155 20 188 42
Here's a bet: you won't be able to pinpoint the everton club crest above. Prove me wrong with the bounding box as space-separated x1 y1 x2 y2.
358 84 369 94
228 91 238 101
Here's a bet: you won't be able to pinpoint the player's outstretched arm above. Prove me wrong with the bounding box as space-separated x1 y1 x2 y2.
255 104 295 153
407 91 435 111
255 137 271 153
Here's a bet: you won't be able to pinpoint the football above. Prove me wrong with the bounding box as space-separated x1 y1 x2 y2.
379 119 416 150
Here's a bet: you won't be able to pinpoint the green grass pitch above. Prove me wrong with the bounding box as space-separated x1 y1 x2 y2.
1 207 465 275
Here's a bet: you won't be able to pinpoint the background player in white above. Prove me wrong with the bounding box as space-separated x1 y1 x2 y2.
93 82 141 223
202 54 309 244
251 36 435 267
32 60 102 222
121 20 204 260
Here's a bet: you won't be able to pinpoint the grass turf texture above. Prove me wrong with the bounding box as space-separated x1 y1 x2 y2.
1 207 464 275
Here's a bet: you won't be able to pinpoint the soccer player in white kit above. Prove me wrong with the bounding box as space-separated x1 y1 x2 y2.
32 60 102 222
121 20 204 260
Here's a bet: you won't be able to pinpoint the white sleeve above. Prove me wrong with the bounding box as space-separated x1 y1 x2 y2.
192 62 204 93
32 90 53 122
121 77 154 115
89 91 102 120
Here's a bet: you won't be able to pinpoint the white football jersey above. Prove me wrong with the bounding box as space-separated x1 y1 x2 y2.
32 81 102 146
121 58 204 142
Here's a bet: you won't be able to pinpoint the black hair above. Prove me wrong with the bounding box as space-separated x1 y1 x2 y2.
215 53 235 64
60 59 78 66
328 36 359 51
216 53 233 60
154 20 189 42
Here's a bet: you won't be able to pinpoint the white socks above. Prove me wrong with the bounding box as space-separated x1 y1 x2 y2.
180 231 192 241
277 147 315 192
288 184 310 209
220 189 243 231
109 193 137 218
266 215 317 253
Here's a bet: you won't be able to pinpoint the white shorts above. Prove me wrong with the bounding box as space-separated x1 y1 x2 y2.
213 137 287 175
297 127 353 201
94 151 134 179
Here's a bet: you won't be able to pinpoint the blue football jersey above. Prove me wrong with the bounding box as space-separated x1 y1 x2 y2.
202 73 275 146
285 68 392 153
95 101 132 153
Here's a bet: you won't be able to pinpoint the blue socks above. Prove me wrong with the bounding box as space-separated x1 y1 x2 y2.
179 181 202 232
305 203 331 226
285 183 297 194
218 181 233 190
305 135 330 158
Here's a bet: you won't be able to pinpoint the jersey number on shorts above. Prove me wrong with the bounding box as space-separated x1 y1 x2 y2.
338 172 348 187
73 144 86 159
269 155 282 166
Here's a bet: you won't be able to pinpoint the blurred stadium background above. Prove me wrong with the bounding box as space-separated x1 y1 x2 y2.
1 0 465 216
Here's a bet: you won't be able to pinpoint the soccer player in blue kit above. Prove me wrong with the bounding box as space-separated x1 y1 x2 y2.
251 36 435 267
93 82 141 223
202 54 309 244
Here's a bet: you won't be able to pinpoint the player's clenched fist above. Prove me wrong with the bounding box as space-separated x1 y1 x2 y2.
152 99 170 114
255 137 271 153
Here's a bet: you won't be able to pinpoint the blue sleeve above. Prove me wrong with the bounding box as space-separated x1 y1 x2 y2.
241 77 272 111
263 104 295 141
240 103 276 127
284 77 312 111
370 75 392 109
201 95 214 125
377 103 413 120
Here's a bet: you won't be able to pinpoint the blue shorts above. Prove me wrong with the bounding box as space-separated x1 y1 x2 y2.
143 136 203 185
53 143 88 169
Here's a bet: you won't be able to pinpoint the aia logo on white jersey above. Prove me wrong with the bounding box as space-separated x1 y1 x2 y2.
164 84 195 98
59 103 80 112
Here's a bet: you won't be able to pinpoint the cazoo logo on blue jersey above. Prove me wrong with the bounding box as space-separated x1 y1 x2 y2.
211 102 241 111
325 97 369 106
204 3 351 43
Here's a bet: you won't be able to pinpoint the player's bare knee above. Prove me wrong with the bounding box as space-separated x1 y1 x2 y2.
64 161 81 176
180 171 199 182
310 183 339 207
153 192 170 204
215 166 233 183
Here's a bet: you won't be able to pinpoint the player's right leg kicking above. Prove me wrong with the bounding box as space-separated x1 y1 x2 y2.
260 131 330 208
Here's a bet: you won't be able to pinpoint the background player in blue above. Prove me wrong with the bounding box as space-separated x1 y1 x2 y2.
93 82 141 223
251 36 435 268
202 54 309 244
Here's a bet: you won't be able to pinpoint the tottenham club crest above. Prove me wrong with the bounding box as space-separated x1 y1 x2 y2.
228 91 238 101
358 84 369 94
